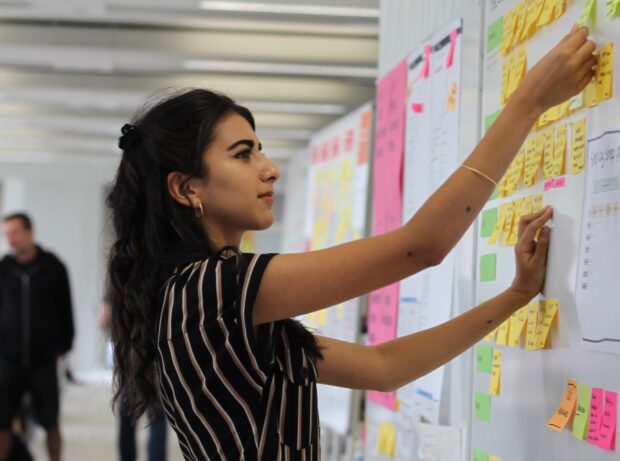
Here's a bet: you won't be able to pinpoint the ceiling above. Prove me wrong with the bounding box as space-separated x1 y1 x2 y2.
0 0 379 166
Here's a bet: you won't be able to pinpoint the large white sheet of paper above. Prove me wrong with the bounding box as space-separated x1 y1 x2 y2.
576 130 620 355
396 19 462 424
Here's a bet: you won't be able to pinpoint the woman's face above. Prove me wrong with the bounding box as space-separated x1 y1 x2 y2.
198 112 281 245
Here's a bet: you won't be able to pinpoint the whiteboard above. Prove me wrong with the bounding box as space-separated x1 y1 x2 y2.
472 1 620 460
299 102 374 436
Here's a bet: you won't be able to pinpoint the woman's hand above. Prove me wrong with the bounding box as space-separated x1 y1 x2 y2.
515 25 597 113
509 207 553 300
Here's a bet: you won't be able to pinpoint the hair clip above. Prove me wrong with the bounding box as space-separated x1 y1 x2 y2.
118 123 141 150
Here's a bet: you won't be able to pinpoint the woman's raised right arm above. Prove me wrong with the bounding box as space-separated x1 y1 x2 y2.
253 26 596 326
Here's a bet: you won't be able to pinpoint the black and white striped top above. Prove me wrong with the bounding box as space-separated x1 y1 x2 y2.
155 253 320 460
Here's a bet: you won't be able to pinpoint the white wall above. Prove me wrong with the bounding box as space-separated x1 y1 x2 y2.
0 153 118 372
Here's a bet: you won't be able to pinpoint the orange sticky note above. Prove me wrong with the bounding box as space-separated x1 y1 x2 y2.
547 379 578 432
570 118 587 174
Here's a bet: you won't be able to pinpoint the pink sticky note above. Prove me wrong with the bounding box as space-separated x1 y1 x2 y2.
446 29 458 68
544 179 556 191
367 58 407 411
420 44 431 79
554 177 566 188
598 391 617 451
411 103 424 113
588 388 605 445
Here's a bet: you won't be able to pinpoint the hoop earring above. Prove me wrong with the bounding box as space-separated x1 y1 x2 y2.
194 202 204 219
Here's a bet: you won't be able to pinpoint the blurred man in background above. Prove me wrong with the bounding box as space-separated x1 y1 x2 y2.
0 213 74 461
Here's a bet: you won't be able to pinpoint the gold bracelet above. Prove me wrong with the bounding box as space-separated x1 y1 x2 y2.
460 164 498 187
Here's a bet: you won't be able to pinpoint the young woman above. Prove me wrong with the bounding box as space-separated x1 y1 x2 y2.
106 26 596 460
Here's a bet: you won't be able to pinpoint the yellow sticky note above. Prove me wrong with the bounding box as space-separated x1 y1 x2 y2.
524 0 545 38
513 1 528 47
542 127 556 179
538 106 554 129
484 327 497 343
524 137 538 187
496 319 510 345
501 201 516 246
509 305 529 347
584 78 600 108
377 422 396 456
508 46 527 97
538 0 555 26
570 118 587 174
489 349 502 395
536 299 559 349
547 380 578 432
596 42 614 102
507 197 524 245
500 10 516 57
553 0 567 19
554 124 567 176
501 57 512 105
525 301 539 350
489 456 504 461
532 193 544 212
488 203 507 246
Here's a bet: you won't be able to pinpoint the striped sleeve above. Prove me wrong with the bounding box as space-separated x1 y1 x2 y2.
221 253 279 375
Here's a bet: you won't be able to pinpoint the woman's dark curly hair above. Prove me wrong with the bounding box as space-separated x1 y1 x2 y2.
106 89 321 421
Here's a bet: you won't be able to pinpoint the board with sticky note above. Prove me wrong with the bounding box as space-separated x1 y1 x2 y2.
473 0 620 459
297 102 374 436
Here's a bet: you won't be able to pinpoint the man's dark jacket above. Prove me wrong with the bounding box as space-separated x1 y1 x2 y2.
0 246 74 366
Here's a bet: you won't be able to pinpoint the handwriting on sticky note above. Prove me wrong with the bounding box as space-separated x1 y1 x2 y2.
597 391 617 450
570 118 587 174
547 379 577 432
588 388 605 445
489 349 502 395
573 383 592 440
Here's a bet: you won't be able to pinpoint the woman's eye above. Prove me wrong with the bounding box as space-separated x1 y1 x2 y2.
234 150 251 159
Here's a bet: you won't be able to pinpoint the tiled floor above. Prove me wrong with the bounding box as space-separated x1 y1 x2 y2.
26 371 184 461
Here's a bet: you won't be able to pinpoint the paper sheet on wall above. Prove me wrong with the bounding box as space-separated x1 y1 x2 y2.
367 58 407 410
301 103 374 433
396 19 462 424
576 129 620 355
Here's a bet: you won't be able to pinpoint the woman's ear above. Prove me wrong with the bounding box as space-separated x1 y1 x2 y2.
167 171 201 208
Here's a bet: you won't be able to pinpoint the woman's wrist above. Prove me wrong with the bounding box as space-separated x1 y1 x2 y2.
503 285 535 310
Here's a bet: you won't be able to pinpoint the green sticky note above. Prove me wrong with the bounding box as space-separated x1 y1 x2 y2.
489 185 500 201
473 448 489 461
480 208 498 238
607 0 620 18
578 0 597 27
572 383 592 440
480 254 497 282
476 344 494 373
487 16 503 53
484 110 501 134
475 392 492 421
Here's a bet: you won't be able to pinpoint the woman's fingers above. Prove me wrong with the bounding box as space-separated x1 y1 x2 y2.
532 226 551 264
517 207 552 239
574 38 597 65
518 207 553 242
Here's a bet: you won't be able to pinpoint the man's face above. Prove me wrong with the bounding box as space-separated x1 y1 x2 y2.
2 218 34 257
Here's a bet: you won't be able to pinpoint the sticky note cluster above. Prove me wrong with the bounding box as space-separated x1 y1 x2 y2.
484 299 559 350
501 46 527 104
548 379 617 452
499 0 566 57
486 192 543 246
